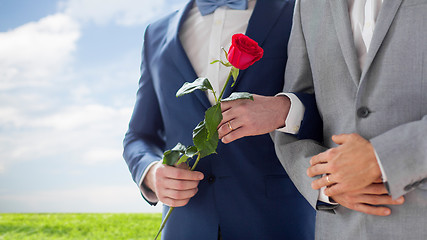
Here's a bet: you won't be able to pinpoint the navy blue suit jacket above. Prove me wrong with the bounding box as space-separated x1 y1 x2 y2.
123 0 321 239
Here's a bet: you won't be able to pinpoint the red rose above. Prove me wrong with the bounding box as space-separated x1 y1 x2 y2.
227 33 264 70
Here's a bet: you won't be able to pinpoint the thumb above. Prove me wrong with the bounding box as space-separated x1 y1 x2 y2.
331 134 349 145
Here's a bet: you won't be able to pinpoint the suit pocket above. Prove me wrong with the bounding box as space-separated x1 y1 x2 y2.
264 175 299 198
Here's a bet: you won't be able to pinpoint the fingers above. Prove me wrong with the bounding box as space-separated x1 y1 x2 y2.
307 161 329 178
221 126 250 143
155 164 204 207
218 119 241 140
360 183 388 195
331 190 404 216
324 183 348 196
160 188 199 207
348 203 392 216
219 100 233 112
331 134 350 145
311 174 335 189
309 150 330 166
357 194 405 206
332 193 404 216
158 164 204 181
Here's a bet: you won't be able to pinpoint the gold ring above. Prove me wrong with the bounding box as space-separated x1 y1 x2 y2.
227 121 234 131
326 175 331 184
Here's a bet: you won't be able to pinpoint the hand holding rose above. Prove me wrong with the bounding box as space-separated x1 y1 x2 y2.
218 94 290 143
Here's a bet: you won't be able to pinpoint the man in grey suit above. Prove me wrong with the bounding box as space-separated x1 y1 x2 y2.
217 0 427 239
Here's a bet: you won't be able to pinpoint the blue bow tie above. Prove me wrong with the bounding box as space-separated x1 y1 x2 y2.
196 0 248 16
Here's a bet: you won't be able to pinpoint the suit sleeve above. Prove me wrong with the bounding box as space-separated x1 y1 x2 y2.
271 0 335 212
123 25 165 205
370 116 427 199
293 92 322 142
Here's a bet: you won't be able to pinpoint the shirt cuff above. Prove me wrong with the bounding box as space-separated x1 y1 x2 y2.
318 185 339 205
373 149 387 182
275 93 305 134
139 161 160 203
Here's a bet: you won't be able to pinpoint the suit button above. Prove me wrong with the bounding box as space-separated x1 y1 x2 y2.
357 107 370 118
208 175 216 184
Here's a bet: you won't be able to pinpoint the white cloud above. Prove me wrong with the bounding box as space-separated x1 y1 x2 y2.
60 0 184 26
0 13 80 90
0 104 132 162
82 148 124 165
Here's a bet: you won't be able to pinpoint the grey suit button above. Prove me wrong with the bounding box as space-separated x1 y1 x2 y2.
357 107 370 118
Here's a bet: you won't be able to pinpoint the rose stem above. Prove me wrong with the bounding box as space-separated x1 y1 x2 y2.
218 69 233 101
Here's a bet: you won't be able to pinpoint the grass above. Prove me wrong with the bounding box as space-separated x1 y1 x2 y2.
0 213 162 240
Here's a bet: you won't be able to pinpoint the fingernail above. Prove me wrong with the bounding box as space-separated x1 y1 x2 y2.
384 209 391 215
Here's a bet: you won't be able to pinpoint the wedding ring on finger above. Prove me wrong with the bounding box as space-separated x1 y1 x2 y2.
326 175 332 184
227 121 234 131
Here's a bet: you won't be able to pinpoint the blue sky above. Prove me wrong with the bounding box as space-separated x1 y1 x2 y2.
0 0 186 213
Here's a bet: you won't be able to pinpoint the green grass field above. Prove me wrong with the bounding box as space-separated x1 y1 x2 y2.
0 213 162 240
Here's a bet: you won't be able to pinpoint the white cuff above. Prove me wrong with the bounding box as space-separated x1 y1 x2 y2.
139 161 160 203
374 149 387 182
318 185 339 205
275 93 305 134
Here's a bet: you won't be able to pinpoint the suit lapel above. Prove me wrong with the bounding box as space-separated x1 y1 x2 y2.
222 0 291 98
165 0 211 109
329 0 361 86
360 0 403 81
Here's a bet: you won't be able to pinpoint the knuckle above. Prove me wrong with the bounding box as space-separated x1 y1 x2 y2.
170 191 182 200
327 148 337 157
332 172 342 181
307 168 314 177
349 133 358 138
342 195 353 203
174 170 184 179
328 162 337 172
347 202 356 210
155 166 164 177
175 181 185 190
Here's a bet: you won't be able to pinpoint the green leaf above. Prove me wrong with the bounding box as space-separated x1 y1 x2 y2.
171 143 186 152
176 145 199 165
176 154 189 166
185 146 198 157
192 121 219 158
204 103 223 139
230 67 239 87
162 143 186 166
221 92 254 102
176 78 214 97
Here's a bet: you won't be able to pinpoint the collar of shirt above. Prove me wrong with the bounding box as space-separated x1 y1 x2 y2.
348 0 383 69
180 0 256 105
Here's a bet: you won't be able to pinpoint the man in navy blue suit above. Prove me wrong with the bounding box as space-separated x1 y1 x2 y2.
123 0 321 239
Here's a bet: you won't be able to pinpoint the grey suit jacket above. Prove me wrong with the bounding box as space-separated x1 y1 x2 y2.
272 0 427 239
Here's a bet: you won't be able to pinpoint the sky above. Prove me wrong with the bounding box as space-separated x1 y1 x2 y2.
0 0 187 213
